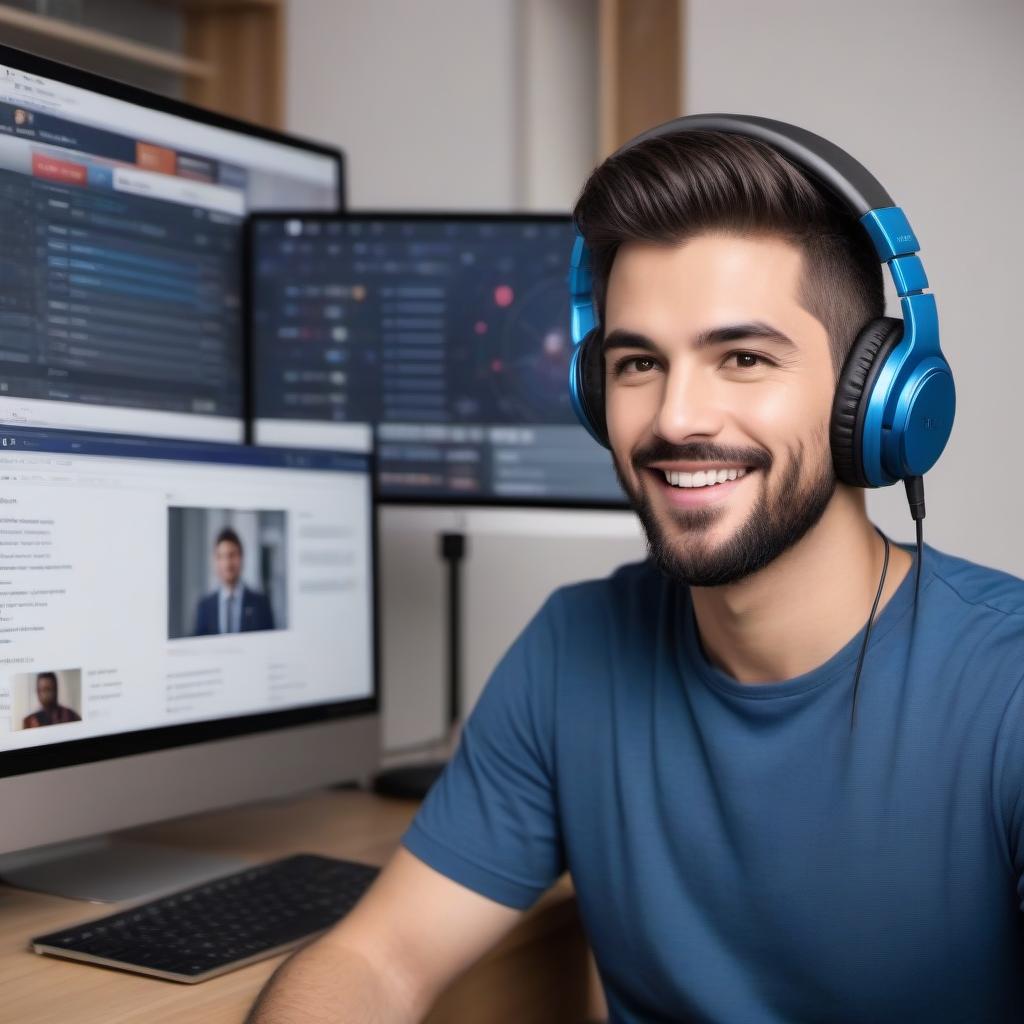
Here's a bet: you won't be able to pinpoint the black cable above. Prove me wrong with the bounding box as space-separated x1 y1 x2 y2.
914 517 924 604
849 529 890 730
904 475 926 605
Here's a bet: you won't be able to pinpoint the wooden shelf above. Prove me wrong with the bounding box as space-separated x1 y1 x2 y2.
0 4 213 79
598 0 684 156
0 0 284 129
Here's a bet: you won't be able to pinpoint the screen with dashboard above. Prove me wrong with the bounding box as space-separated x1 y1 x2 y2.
0 45 342 445
0 427 375 768
248 214 625 507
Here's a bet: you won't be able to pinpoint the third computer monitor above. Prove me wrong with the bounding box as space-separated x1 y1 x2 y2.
247 213 625 507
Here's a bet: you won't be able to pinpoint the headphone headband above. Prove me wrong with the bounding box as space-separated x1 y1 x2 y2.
609 114 893 215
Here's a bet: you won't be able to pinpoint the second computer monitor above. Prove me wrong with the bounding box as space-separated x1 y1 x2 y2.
248 214 625 507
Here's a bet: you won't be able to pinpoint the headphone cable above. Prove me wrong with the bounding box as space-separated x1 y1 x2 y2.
849 476 927 729
849 527 890 730
905 475 926 604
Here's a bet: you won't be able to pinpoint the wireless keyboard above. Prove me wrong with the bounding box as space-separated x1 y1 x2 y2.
32 853 380 983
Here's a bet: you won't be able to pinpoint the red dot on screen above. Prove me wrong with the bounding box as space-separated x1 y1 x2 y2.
474 320 488 334
494 285 514 307
491 359 504 373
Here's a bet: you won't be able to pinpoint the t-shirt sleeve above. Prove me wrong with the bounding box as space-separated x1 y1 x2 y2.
993 672 1024 914
401 593 564 910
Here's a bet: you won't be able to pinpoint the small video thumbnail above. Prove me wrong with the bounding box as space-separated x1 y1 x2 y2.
11 668 83 730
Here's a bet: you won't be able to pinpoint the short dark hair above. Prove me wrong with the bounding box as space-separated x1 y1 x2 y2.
36 671 57 688
215 527 243 554
572 130 884 377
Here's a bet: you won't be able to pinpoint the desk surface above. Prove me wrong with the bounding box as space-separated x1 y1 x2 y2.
0 789 593 1024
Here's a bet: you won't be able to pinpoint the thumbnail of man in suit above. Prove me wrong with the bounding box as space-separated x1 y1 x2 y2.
22 671 81 728
193 526 275 635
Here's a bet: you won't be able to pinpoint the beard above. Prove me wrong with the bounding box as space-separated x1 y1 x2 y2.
613 425 836 587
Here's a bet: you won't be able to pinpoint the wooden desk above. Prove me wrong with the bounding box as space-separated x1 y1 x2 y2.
0 789 597 1023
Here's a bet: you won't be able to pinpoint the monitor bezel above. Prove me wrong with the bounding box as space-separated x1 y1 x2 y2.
243 210 629 512
0 43 346 202
0 435 380 781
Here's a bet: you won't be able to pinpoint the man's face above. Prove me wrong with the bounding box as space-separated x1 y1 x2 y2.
604 232 839 587
214 540 243 588
37 675 57 708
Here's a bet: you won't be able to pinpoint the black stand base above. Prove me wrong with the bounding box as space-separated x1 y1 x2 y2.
372 761 446 801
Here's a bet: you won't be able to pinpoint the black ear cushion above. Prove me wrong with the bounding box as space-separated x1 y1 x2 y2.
830 316 904 487
578 329 609 447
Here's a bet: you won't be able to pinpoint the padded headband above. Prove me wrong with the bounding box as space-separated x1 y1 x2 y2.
610 113 893 215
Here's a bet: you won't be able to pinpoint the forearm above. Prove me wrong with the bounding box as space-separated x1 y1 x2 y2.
246 932 422 1024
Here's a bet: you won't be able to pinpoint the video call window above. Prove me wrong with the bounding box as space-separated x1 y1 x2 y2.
0 47 341 444
248 214 626 508
168 509 288 640
0 427 374 755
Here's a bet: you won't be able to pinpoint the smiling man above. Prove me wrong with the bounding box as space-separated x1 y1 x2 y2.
248 127 1024 1024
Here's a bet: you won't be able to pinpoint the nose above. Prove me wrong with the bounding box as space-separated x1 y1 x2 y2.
654 363 725 444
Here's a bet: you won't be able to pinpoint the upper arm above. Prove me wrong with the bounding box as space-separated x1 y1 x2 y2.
401 593 565 909
321 595 565 1011
320 846 523 1013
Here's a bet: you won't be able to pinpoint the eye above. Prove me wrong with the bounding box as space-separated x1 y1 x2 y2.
725 351 774 371
611 354 659 377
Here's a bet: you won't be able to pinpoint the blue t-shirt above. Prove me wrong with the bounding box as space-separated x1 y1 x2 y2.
402 543 1024 1023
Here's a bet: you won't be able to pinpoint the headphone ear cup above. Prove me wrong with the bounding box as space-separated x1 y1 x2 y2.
575 329 610 448
830 316 904 487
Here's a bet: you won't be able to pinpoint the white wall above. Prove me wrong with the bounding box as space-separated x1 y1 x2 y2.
285 0 596 212
685 0 1024 576
286 0 521 208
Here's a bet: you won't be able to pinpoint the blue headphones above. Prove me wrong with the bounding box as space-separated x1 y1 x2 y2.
568 114 955 492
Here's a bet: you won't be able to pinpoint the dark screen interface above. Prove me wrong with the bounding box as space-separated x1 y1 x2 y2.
0 57 337 441
251 217 624 505
0 102 242 422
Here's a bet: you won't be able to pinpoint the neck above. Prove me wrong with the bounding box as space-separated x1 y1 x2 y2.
689 487 913 684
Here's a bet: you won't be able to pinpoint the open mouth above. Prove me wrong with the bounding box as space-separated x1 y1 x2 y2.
645 465 758 506
659 467 750 489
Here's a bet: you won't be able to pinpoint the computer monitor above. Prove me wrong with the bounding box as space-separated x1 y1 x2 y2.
0 426 378 887
0 45 343 444
247 213 626 507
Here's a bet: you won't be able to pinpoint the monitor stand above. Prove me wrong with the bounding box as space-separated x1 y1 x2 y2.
0 836 247 903
373 531 466 802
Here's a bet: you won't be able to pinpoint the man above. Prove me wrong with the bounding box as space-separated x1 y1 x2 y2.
22 671 80 728
194 526 275 635
248 129 1024 1022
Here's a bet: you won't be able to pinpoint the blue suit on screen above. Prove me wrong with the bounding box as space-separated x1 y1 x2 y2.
193 586 275 636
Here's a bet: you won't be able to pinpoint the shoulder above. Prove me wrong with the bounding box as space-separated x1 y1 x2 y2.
920 545 1024 718
548 557 668 610
924 544 1024 636
484 560 668 695
543 558 673 637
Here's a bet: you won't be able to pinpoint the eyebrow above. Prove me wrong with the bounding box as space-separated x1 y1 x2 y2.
602 321 798 355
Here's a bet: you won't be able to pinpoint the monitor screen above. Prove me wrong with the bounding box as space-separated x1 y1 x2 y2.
0 46 342 444
248 214 625 507
0 426 375 775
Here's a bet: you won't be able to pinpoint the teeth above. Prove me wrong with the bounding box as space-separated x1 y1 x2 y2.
662 467 749 489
